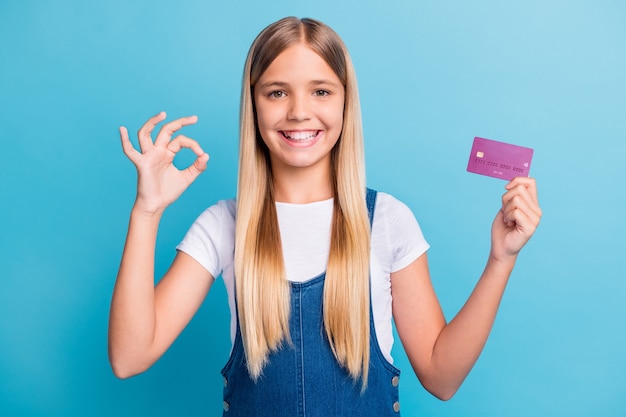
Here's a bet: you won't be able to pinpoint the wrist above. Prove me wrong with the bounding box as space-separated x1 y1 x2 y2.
130 203 165 220
486 250 517 274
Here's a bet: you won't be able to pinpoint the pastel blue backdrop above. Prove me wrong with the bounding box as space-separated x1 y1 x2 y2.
1 0 624 416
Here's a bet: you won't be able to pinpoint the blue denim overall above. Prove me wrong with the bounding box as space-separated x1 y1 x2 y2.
221 189 402 416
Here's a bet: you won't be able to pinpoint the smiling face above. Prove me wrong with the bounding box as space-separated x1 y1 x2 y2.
253 42 345 177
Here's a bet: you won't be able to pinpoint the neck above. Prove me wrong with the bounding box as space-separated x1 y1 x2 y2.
271 163 334 204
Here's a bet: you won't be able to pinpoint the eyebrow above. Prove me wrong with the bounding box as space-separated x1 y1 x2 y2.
256 81 288 90
256 79 343 90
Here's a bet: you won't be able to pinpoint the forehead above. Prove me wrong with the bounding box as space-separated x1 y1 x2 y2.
258 43 341 85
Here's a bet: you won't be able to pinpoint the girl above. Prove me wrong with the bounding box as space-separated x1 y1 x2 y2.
108 17 542 416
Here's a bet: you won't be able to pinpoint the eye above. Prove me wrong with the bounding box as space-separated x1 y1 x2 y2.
314 90 330 97
268 90 286 99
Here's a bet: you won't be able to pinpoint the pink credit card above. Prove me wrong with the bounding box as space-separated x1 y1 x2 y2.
467 137 534 181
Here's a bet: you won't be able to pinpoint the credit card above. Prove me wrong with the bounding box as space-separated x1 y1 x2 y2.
467 137 534 181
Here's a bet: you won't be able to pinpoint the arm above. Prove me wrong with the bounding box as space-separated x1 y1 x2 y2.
392 177 542 400
108 112 212 378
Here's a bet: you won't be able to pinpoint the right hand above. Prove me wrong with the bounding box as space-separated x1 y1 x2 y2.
120 111 209 215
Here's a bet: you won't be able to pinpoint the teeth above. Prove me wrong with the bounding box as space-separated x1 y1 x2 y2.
284 131 317 141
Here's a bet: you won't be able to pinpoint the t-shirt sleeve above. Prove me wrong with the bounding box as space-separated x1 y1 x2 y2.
379 193 430 273
175 200 231 279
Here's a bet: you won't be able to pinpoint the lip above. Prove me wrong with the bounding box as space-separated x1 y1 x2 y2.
279 130 322 147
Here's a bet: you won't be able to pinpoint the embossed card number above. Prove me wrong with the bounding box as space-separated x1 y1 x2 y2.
467 137 534 181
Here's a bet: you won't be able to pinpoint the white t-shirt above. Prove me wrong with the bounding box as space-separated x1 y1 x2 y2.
176 191 429 363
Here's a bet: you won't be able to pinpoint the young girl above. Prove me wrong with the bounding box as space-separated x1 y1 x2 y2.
109 17 541 416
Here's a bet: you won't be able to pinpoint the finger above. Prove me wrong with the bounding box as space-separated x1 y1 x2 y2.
502 195 541 228
166 135 210 183
166 134 206 156
119 126 141 164
502 193 541 229
502 205 539 238
183 152 210 182
503 179 538 208
137 111 167 152
505 177 539 204
154 115 198 146
502 185 542 220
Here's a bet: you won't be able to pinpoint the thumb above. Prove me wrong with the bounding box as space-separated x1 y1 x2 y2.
183 152 210 182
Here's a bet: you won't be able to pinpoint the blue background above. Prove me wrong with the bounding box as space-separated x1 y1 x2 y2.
1 0 625 416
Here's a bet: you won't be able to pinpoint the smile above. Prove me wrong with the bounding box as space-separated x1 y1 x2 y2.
281 130 321 142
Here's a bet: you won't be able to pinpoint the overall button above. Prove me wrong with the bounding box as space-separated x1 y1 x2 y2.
393 401 400 413
224 377 228 387
391 375 399 387
223 401 230 412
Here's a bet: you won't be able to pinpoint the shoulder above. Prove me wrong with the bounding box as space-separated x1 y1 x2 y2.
374 190 408 207
178 198 236 253
372 191 418 224
193 198 236 226
176 198 236 279
370 190 429 272
210 198 236 218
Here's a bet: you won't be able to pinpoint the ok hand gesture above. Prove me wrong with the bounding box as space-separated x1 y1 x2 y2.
120 112 209 215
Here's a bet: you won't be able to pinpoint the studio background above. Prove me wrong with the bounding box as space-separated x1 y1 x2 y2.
1 1 624 416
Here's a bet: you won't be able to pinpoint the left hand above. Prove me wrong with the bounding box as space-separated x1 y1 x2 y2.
490 177 542 262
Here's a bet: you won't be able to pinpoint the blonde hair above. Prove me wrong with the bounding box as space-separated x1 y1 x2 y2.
235 17 371 386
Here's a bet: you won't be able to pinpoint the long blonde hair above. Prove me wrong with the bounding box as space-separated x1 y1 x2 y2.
235 17 371 386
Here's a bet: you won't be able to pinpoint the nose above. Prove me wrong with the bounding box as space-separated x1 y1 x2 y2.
287 94 310 121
